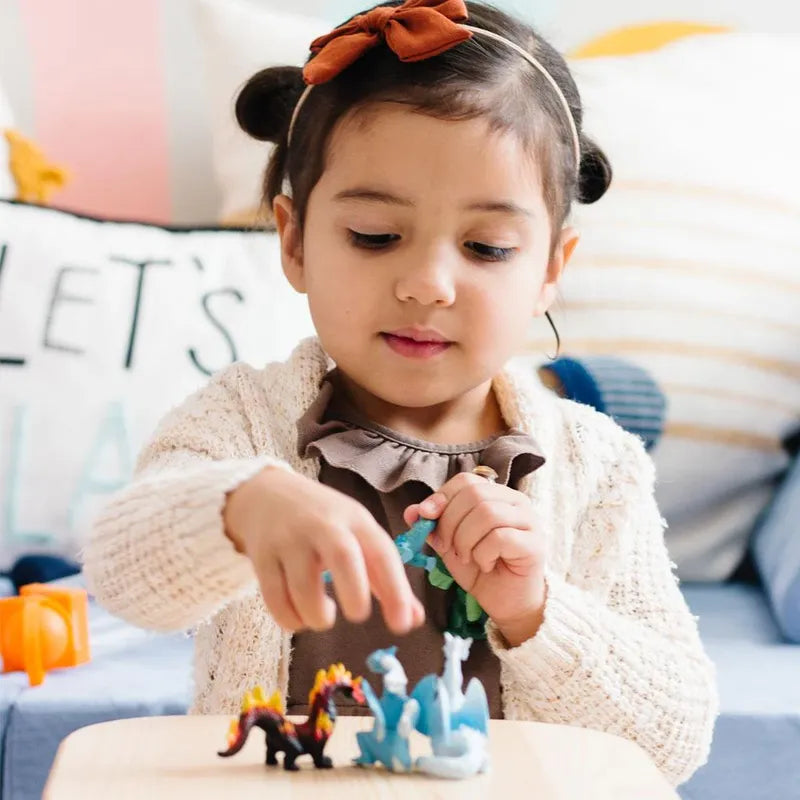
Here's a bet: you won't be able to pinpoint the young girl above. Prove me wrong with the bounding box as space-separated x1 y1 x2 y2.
83 0 717 786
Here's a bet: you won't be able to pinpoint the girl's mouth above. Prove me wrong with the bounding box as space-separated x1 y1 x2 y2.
380 332 452 359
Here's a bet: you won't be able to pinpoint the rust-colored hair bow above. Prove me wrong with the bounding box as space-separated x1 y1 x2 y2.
303 0 473 85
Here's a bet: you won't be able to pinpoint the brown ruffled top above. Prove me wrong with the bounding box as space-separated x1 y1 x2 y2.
288 368 545 718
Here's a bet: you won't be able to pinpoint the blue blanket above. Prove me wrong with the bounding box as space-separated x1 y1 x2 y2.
0 576 193 800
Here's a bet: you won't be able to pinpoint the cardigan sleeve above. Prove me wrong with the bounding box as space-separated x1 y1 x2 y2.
486 433 718 787
81 364 292 632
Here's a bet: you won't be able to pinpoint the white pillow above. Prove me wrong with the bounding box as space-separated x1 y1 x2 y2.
551 33 800 580
0 200 314 569
194 0 330 222
0 82 16 200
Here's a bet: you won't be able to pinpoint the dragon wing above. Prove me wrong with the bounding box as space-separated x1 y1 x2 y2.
461 678 490 735
359 678 387 742
410 674 437 736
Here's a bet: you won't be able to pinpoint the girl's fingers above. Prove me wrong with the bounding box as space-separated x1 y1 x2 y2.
354 516 424 635
403 504 443 551
472 528 540 574
257 557 304 631
284 552 337 631
451 501 533 564
410 598 425 627
417 472 481 521
434 477 524 554
320 535 372 623
403 504 421 527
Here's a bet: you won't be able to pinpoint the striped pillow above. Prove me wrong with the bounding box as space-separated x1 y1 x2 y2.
533 33 800 580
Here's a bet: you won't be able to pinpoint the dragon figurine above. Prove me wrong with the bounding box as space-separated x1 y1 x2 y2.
324 466 499 638
322 515 487 639
353 636 491 779
394 517 438 571
218 663 364 771
411 633 490 778
321 517 436 583
413 677 490 778
352 646 421 773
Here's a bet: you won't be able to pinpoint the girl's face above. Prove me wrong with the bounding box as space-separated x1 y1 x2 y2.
274 103 577 411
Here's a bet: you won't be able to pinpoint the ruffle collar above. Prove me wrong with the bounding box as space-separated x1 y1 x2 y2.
297 371 545 493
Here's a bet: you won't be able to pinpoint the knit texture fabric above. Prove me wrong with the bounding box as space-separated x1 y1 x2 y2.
82 337 717 787
544 355 667 450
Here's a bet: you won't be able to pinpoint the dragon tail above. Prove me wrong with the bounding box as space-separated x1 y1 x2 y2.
219 710 255 757
218 707 284 757
415 726 489 779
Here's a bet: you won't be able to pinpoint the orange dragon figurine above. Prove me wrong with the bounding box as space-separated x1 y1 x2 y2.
218 663 365 771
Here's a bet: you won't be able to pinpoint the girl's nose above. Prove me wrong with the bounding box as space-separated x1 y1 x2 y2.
394 246 456 307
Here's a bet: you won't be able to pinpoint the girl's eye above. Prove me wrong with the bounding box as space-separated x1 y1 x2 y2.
465 241 517 262
348 230 400 249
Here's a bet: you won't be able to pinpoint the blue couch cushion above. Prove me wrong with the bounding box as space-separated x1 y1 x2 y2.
752 454 800 642
0 674 28 800
680 583 800 799
1 575 192 800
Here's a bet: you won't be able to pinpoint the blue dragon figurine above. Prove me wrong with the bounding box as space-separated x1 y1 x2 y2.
394 517 438 571
321 518 437 583
352 646 420 773
321 516 486 639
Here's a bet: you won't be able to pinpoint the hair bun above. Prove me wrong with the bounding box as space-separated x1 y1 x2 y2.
235 66 305 143
578 137 612 204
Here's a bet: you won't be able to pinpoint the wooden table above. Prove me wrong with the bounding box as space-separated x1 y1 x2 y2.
44 715 679 799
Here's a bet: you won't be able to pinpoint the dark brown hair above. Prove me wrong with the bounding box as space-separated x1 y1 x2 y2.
236 1 611 241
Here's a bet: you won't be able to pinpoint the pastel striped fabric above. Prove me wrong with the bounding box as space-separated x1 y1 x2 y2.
2 0 798 224
1 0 173 222
536 35 800 580
0 0 464 223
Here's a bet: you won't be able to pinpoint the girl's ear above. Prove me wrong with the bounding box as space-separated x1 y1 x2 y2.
273 194 306 293
533 226 580 316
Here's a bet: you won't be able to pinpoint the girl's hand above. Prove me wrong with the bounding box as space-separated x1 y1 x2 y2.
225 466 424 635
404 472 546 646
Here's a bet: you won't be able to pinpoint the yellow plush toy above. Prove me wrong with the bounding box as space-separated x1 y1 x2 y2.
4 129 69 204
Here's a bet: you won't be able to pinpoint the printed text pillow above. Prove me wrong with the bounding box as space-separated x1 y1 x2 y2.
0 200 314 568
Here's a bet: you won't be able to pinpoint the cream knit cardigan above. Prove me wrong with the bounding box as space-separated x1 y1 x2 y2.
83 337 718 786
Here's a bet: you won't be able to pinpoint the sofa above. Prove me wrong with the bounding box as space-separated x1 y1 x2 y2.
680 582 800 798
